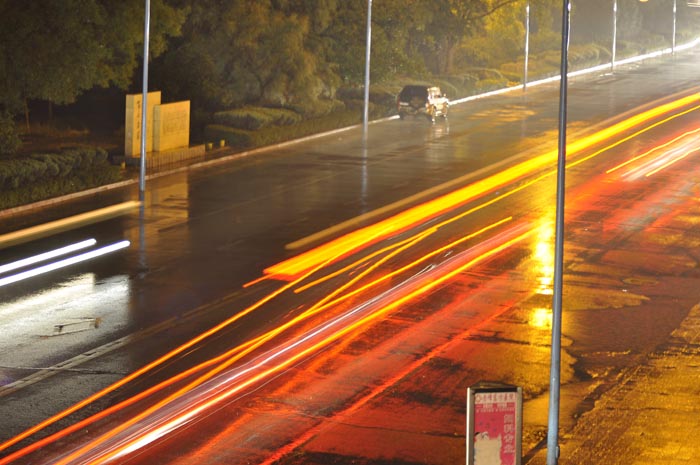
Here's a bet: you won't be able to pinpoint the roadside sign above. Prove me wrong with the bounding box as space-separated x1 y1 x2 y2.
467 382 522 465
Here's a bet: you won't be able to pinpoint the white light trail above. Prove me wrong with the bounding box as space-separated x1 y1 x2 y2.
0 239 97 275
0 241 130 288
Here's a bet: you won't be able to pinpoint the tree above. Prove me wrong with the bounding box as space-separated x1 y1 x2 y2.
406 0 522 75
0 0 186 124
153 0 332 114
0 111 21 157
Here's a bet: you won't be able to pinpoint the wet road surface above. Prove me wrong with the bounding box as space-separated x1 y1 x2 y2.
1 48 700 463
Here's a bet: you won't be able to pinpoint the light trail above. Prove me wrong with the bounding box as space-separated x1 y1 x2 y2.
606 124 700 174
2 218 509 464
0 239 96 275
265 93 700 281
0 241 345 457
0 241 130 288
0 201 140 251
4 92 699 463
645 146 700 177
49 224 534 465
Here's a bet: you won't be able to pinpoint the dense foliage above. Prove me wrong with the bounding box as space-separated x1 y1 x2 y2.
0 0 698 157
0 147 123 209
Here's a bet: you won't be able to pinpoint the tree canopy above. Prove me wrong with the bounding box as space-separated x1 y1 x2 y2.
0 0 186 114
1 0 696 136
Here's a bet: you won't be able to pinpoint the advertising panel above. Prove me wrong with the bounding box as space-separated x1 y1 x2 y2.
467 382 522 465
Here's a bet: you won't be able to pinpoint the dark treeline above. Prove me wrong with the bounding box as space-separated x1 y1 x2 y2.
0 0 697 155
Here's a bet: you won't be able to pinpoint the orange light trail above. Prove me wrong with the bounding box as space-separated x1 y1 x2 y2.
55 225 534 465
3 92 699 464
0 247 342 457
293 231 433 293
39 218 513 464
265 94 700 281
0 214 506 464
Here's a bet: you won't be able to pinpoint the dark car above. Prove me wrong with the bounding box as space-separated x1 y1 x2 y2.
397 85 449 122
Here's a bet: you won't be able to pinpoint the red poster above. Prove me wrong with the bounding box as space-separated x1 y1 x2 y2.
473 391 518 465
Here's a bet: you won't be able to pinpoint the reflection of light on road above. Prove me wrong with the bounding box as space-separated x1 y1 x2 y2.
0 239 96 274
529 307 552 329
533 221 555 295
0 274 95 315
0 241 131 288
5 92 700 464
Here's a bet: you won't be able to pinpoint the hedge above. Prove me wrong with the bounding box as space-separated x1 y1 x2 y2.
213 106 303 130
205 109 369 150
0 147 122 210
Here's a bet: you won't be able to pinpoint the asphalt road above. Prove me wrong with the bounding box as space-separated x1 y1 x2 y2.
1 46 700 464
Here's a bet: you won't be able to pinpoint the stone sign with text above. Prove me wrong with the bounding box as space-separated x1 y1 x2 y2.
124 91 161 157
153 101 190 152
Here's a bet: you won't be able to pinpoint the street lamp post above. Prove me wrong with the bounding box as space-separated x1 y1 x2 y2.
362 0 372 142
612 0 618 71
524 1 530 90
672 0 677 53
547 0 571 463
139 0 151 202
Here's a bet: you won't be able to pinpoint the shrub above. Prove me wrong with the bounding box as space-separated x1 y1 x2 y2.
0 112 21 157
213 106 303 130
205 109 365 150
0 147 122 209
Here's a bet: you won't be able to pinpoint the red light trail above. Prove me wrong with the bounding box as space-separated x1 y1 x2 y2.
1 92 699 465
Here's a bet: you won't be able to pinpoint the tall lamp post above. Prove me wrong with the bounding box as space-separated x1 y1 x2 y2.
362 0 372 142
547 0 571 463
612 0 618 71
139 0 151 202
524 1 530 90
672 0 677 53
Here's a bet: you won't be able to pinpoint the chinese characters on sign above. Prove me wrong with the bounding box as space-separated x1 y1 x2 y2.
467 383 522 465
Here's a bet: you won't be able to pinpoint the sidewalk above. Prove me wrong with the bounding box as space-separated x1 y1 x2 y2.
525 302 700 465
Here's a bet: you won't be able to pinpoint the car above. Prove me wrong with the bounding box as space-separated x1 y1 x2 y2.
397 85 449 122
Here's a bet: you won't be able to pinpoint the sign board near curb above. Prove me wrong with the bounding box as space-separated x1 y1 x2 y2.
467 381 522 465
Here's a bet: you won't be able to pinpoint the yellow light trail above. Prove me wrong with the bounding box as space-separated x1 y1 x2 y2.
3 92 698 463
265 93 700 280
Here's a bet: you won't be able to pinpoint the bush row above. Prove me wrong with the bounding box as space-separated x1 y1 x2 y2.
212 106 303 130
0 147 122 209
204 108 376 150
